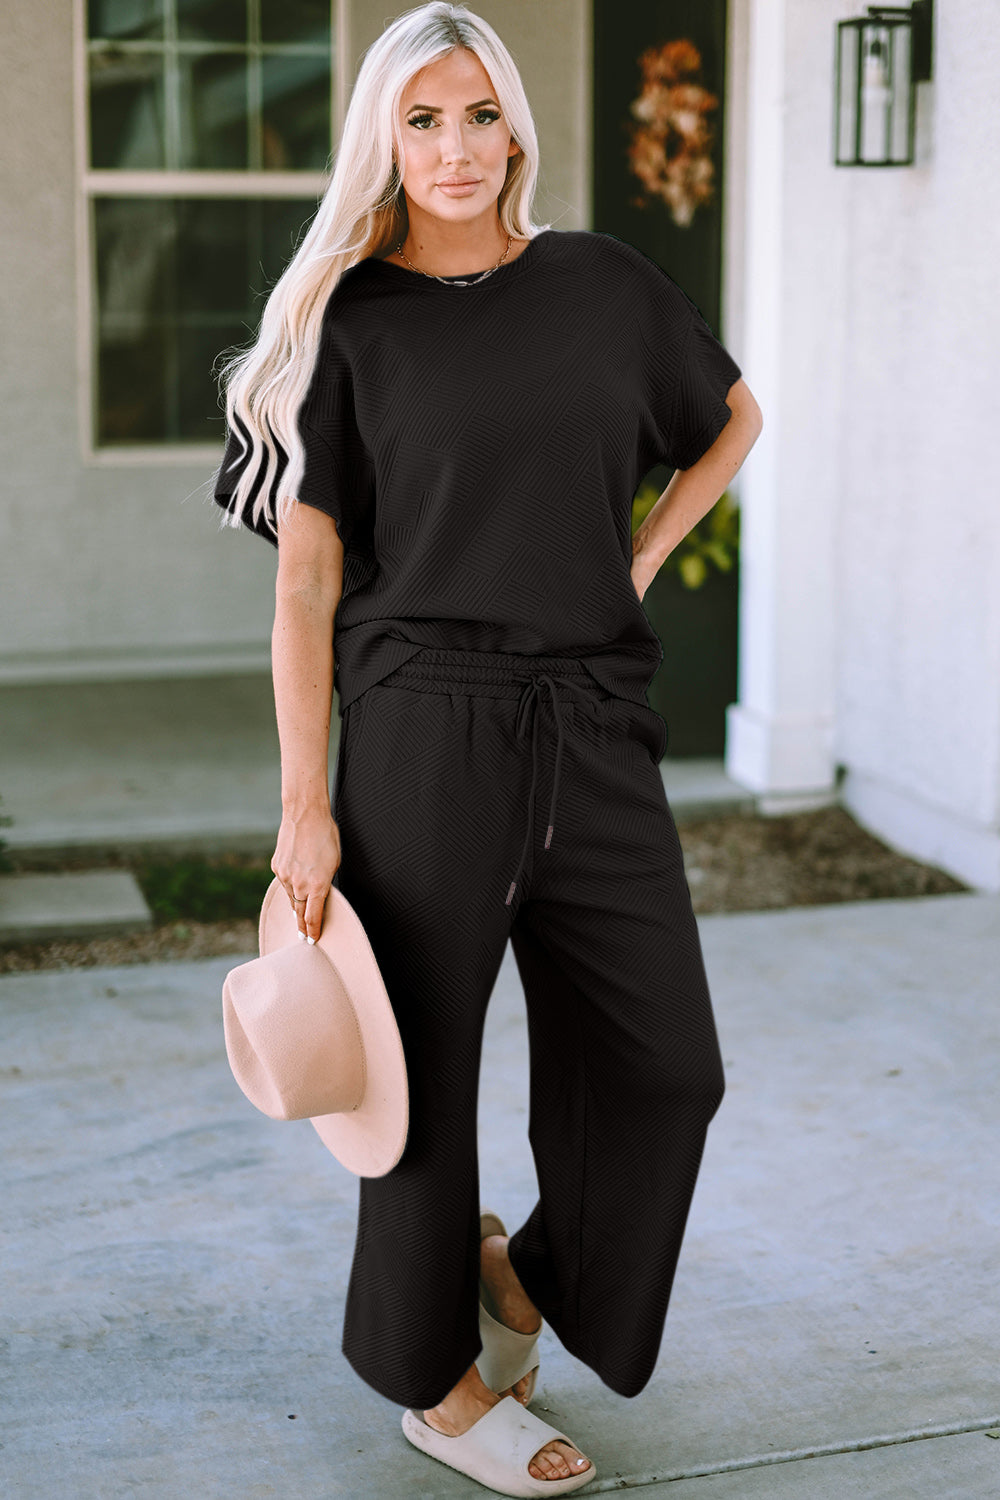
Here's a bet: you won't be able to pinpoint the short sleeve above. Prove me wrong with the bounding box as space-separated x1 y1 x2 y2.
213 298 372 550
665 307 743 470
292 327 372 550
612 236 742 472
213 411 286 546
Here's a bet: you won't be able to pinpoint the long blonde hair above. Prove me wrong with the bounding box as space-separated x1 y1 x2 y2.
213 1 550 537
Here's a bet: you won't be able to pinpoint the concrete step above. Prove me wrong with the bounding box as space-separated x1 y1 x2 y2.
662 756 759 823
0 674 763 861
0 871 153 945
0 674 283 861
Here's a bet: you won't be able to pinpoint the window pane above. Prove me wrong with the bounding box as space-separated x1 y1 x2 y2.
89 48 166 168
88 0 163 41
176 0 247 44
93 196 319 445
88 2 332 172
260 0 331 46
94 197 171 442
261 51 331 170
178 51 249 168
258 199 318 283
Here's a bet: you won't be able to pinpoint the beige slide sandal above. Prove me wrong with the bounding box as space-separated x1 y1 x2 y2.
401 1393 597 1498
477 1207 541 1403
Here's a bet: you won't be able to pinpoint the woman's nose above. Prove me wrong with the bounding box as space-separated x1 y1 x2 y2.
439 125 471 163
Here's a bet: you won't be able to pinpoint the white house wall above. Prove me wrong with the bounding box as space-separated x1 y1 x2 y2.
0 4 278 682
727 0 1000 890
836 0 1000 888
0 0 589 684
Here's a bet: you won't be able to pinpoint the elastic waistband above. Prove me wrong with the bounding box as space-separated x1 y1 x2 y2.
379 646 596 701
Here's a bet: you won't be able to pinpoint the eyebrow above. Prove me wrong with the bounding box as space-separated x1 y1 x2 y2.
405 98 499 112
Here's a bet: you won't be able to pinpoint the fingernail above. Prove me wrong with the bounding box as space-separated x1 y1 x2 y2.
298 931 306 942
307 936 316 946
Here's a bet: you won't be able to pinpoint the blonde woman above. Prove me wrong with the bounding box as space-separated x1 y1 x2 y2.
213 4 762 1495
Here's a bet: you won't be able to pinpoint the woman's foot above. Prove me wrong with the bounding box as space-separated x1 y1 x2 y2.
480 1231 541 1404
479 1230 542 1404
423 1361 592 1482
481 1232 542 1337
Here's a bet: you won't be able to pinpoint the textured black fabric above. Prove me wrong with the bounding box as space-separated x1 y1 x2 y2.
213 232 737 1409
213 228 742 715
331 647 725 1408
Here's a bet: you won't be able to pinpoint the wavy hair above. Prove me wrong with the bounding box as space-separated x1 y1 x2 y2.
212 1 549 537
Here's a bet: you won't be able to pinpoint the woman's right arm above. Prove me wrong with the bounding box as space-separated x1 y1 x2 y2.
270 501 345 944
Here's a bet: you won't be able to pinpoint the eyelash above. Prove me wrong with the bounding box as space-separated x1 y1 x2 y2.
406 108 502 130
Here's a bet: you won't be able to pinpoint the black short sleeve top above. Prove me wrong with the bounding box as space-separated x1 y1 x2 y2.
213 227 742 713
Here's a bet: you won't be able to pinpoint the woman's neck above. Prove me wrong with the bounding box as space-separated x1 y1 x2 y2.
388 218 522 277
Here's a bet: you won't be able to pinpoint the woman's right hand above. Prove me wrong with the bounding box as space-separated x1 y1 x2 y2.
271 805 342 944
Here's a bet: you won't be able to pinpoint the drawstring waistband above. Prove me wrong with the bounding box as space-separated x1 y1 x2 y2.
373 646 605 907
505 674 600 906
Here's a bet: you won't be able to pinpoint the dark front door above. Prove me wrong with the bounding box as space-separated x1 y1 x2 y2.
592 0 737 757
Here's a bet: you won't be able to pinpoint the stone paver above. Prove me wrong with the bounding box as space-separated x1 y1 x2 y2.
0 869 152 943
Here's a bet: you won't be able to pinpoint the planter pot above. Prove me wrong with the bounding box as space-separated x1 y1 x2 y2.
643 564 739 757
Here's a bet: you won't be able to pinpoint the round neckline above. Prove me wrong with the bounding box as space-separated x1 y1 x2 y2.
367 229 554 287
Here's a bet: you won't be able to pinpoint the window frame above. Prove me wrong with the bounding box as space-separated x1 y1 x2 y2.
73 0 349 465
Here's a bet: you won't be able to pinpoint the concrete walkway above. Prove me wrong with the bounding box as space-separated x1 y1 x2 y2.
0 674 757 859
2 891 998 1497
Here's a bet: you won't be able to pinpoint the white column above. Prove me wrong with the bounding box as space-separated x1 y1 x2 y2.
724 0 843 805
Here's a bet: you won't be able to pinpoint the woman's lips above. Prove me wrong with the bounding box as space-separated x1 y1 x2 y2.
437 180 480 196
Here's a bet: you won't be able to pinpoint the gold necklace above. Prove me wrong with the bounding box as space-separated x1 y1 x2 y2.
393 232 513 286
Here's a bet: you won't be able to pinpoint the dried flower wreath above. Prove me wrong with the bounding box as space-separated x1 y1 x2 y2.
627 40 718 228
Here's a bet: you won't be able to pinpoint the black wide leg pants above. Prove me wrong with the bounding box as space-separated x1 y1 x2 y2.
330 646 725 1410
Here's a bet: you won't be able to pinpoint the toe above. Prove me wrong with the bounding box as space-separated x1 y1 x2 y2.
528 1439 591 1481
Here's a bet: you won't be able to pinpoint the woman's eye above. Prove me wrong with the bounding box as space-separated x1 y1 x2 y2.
406 108 502 130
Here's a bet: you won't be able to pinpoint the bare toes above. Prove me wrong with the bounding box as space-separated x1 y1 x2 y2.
496 1372 532 1405
528 1439 591 1481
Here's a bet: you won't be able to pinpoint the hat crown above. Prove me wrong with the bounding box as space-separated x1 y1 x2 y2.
223 941 366 1121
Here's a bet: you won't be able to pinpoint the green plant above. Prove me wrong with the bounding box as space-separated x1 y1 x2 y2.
134 855 273 925
631 483 739 589
0 795 13 873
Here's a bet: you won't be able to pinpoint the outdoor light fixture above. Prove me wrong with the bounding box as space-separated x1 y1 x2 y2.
834 0 934 166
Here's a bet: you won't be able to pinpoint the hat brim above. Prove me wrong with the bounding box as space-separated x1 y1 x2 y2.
258 878 409 1177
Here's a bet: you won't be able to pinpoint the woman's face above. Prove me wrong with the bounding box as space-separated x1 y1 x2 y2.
395 47 521 231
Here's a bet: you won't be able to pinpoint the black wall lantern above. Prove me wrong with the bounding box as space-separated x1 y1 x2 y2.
834 1 934 166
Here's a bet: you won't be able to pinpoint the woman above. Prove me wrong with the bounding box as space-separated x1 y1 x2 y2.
213 4 762 1494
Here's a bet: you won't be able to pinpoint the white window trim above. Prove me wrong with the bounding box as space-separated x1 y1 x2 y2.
73 0 350 467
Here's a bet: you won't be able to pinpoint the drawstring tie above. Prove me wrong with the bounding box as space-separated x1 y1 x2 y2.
505 674 600 906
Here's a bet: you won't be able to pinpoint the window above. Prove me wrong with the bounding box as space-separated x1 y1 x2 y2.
82 0 339 450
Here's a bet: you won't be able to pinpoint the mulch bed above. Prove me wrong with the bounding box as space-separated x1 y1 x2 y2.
0 806 969 975
0 918 260 975
677 804 967 914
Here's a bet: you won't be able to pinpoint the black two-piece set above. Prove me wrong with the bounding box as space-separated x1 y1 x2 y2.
215 228 741 1410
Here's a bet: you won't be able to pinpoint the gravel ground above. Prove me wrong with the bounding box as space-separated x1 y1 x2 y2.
0 806 968 975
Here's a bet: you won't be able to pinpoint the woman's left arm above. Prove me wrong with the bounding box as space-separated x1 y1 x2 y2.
631 377 763 601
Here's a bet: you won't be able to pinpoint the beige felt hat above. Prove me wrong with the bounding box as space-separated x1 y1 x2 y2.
222 876 408 1177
